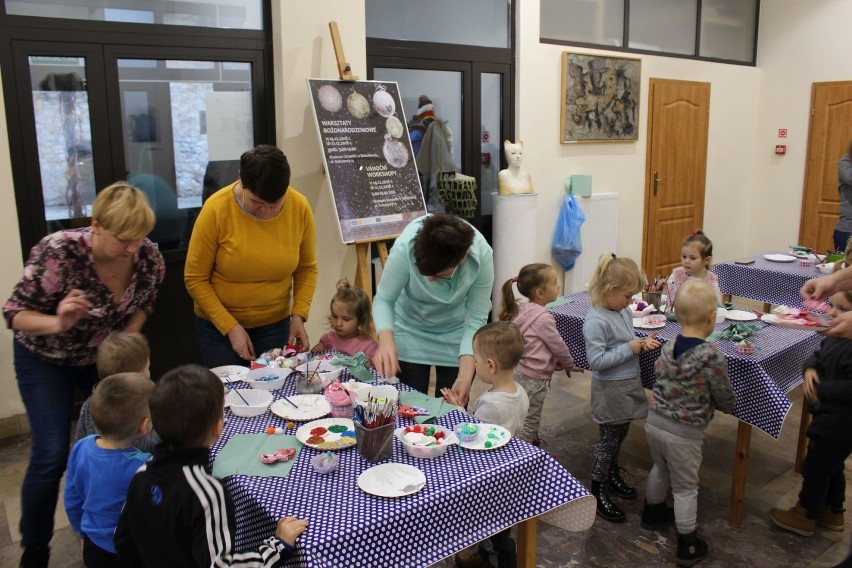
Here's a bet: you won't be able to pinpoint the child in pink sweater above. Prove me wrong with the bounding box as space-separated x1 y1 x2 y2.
498 263 579 445
311 279 378 360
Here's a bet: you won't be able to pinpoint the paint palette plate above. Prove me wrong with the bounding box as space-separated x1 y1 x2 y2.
270 395 331 421
295 418 356 451
761 313 829 332
459 423 511 451
211 365 250 383
358 463 426 498
763 253 796 263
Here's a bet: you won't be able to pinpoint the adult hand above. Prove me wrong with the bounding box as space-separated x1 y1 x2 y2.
274 516 308 547
440 387 463 406
449 376 473 408
821 310 852 339
373 331 400 378
289 315 309 350
56 289 92 333
803 368 820 405
227 324 255 361
801 275 838 301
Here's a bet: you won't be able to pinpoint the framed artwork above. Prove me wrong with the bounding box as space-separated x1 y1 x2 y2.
560 52 641 143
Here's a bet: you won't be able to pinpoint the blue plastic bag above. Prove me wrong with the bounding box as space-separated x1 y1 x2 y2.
552 195 586 271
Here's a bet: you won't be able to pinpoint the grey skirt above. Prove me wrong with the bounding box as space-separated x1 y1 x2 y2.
591 376 649 425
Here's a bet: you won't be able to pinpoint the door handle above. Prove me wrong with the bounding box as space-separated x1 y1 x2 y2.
653 172 664 196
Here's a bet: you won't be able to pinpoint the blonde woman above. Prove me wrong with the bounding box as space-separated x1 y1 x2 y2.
4 182 164 566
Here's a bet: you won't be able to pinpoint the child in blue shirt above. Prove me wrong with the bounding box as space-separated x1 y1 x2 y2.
64 372 154 567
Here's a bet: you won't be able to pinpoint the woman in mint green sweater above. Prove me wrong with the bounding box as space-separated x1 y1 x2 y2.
373 213 493 405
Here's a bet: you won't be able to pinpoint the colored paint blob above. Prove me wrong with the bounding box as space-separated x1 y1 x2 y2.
327 424 348 434
310 427 328 436
306 435 325 445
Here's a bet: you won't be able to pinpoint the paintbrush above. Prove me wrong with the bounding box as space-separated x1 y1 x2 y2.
225 378 250 405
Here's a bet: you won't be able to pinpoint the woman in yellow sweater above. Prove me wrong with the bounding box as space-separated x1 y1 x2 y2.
185 145 318 367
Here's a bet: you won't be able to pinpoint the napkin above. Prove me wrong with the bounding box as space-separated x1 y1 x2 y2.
212 434 302 479
546 297 573 309
399 390 458 424
330 352 375 383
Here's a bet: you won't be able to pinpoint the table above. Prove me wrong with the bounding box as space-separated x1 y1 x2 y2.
550 292 822 526
211 374 596 567
712 252 826 310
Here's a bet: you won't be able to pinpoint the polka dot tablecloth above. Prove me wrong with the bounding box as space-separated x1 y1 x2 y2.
551 292 822 439
712 253 827 309
211 367 596 567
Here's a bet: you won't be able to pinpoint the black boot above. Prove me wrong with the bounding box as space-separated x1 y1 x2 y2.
490 529 516 568
676 530 708 567
641 500 675 530
608 465 637 499
591 480 626 523
20 544 49 568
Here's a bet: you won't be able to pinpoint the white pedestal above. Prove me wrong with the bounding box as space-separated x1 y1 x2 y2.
492 192 539 321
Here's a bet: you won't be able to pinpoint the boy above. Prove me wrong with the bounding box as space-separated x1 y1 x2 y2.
64 372 154 567
443 322 530 568
75 332 158 452
642 279 734 567
114 364 308 567
768 288 852 538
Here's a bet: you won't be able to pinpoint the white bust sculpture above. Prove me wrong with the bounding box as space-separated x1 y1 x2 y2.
498 140 533 195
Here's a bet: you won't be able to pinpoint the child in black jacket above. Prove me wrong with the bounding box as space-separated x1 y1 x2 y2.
115 364 307 567
769 290 852 537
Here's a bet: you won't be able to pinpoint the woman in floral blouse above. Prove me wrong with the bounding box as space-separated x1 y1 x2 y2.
3 182 165 567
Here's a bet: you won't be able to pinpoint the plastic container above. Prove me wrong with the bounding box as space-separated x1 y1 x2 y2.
347 382 399 405
226 389 273 417
641 291 662 310
394 425 459 459
295 371 324 394
244 367 292 391
736 343 755 356
715 308 727 324
296 360 343 388
799 259 812 267
454 422 481 443
330 403 354 419
355 421 394 462
817 263 836 275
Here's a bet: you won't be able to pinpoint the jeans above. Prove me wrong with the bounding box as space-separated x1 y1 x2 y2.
14 340 98 548
195 316 290 368
398 360 457 396
834 229 851 253
799 434 852 517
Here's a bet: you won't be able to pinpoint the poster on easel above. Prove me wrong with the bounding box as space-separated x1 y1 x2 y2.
307 78 427 244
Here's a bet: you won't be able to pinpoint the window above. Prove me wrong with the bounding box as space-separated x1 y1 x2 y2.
540 0 759 65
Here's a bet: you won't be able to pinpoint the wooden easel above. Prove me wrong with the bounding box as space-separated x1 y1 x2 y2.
328 21 394 292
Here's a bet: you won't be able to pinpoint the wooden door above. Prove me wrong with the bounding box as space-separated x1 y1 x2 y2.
642 79 711 280
798 82 852 253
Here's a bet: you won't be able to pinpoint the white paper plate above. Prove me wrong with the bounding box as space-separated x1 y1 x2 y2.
725 310 758 321
459 424 512 451
633 319 666 329
211 365 249 383
761 313 829 332
270 395 331 421
357 463 426 498
295 418 356 450
764 253 796 263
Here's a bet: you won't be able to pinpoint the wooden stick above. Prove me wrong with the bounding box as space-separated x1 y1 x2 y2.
329 21 358 81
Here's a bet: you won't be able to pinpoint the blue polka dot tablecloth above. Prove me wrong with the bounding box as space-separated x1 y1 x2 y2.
551 292 822 439
210 367 596 567
712 253 828 309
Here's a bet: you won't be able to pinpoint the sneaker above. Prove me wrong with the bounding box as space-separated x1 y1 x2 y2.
676 530 708 567
768 503 816 537
817 508 845 531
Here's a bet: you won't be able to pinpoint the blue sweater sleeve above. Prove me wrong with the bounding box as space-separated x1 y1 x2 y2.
583 312 634 371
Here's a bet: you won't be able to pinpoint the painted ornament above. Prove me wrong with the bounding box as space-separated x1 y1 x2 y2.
347 91 371 119
383 133 409 168
372 87 396 118
317 84 343 113
385 115 404 138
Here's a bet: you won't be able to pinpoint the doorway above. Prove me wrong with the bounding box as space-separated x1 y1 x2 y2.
642 78 711 279
798 81 852 253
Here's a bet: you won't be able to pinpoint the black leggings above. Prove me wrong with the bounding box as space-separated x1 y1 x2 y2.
591 422 631 482
83 536 119 568
398 361 457 396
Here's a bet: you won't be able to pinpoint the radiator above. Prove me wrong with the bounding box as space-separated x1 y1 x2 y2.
562 193 620 294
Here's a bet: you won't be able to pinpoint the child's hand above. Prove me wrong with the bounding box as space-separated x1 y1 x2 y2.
803 368 821 406
568 366 584 377
275 516 308 547
554 361 564 372
643 333 662 351
629 339 644 354
310 342 324 354
441 387 462 406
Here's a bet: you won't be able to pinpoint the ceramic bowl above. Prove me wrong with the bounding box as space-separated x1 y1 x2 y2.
817 263 836 275
243 367 292 391
394 425 458 459
716 308 727 324
226 388 273 417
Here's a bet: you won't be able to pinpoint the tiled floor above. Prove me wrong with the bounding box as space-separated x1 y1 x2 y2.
1 374 850 567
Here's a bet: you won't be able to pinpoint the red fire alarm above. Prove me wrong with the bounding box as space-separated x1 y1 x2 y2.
775 145 787 155
778 129 788 138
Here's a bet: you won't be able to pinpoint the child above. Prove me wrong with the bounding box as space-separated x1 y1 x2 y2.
498 263 579 445
114 364 308 567
442 322 530 568
642 279 734 566
768 287 852 540
75 332 159 452
64 372 154 567
583 252 661 523
311 278 378 359
666 230 722 307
